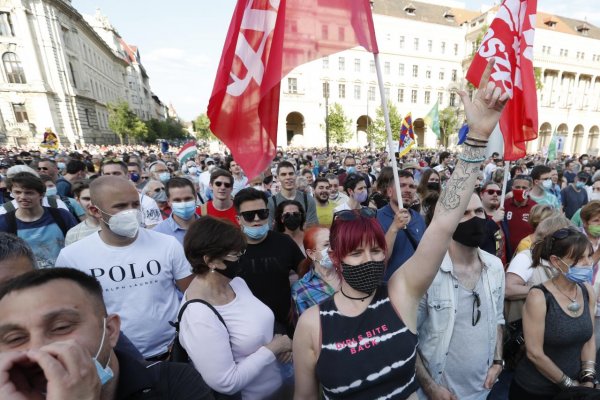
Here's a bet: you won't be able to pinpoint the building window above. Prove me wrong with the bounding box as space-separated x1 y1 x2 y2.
322 81 330 98
3 52 26 84
441 41 446 54
426 68 431 79
354 85 361 100
384 61 390 74
322 57 329 69
354 58 361 72
338 57 345 71
368 86 376 101
384 87 390 100
338 26 345 41
370 60 375 74
397 88 404 102
69 62 77 88
438 92 444 105
0 12 14 36
338 83 346 99
439 70 445 80
399 35 405 48
85 109 92 126
413 38 419 50
450 92 457 106
321 25 328 40
399 63 405 76
424 90 431 104
453 43 459 56
428 40 433 52
411 90 417 103
412 65 418 78
451 69 457 82
288 77 297 94
12 103 28 122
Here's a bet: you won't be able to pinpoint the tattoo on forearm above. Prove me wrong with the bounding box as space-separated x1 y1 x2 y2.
438 160 481 211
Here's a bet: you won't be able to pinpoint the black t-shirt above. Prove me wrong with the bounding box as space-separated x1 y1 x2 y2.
237 231 304 332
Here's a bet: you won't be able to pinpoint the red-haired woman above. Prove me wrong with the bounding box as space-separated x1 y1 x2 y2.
291 226 339 317
292 60 509 399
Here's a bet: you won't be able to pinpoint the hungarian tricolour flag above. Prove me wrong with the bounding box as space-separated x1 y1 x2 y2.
207 0 379 179
398 113 415 157
466 0 538 161
177 141 197 164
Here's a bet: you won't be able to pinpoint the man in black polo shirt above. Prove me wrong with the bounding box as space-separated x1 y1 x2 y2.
0 268 213 400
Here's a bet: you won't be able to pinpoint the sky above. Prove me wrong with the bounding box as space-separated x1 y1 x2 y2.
72 0 600 122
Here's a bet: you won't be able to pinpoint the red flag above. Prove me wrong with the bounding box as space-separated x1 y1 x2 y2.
207 0 379 179
466 0 538 161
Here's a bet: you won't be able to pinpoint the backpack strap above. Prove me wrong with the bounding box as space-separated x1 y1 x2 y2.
2 201 15 214
303 191 308 213
4 210 17 235
47 207 69 237
47 196 58 208
171 299 228 333
59 196 80 220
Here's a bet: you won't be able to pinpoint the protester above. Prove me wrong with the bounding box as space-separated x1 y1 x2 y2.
56 159 86 197
503 174 536 259
274 200 306 254
65 180 101 245
333 173 368 212
480 181 508 265
0 232 36 283
268 161 318 227
142 179 170 219
369 166 393 209
312 177 335 226
153 177 199 244
529 165 561 209
326 173 348 206
199 169 238 225
514 204 557 254
180 216 290 399
228 158 248 196
561 171 589 219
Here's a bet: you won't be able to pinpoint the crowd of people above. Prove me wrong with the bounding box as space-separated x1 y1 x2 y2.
0 63 598 400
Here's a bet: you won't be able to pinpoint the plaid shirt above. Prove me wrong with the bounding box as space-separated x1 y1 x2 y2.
291 268 336 317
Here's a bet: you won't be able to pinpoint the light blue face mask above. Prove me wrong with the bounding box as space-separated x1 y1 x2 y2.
45 187 57 197
93 318 114 386
158 172 171 183
559 258 594 284
319 247 333 269
242 223 269 240
346 166 356 174
171 200 196 220
576 181 586 189
57 162 66 170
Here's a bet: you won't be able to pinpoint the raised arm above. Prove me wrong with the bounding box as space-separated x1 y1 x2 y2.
389 59 509 330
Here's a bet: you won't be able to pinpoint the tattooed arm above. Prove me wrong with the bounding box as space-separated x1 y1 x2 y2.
388 59 509 331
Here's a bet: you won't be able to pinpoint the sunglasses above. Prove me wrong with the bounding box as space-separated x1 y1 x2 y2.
283 212 302 218
37 167 49 171
472 290 481 326
484 189 502 196
213 181 232 188
239 209 269 222
153 187 165 193
333 207 377 222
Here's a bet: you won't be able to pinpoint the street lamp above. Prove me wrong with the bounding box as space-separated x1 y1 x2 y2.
324 80 330 153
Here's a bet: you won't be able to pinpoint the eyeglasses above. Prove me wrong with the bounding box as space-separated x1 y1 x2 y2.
484 189 502 196
213 181 232 188
472 290 481 326
152 187 165 193
239 209 270 222
333 207 377 222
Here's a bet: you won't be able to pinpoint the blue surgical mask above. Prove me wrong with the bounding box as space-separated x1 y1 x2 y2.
576 182 586 189
93 318 114 386
57 162 66 170
346 166 356 174
45 187 57 197
242 223 269 240
318 247 333 269
542 179 553 190
158 172 171 183
171 200 196 220
560 258 593 284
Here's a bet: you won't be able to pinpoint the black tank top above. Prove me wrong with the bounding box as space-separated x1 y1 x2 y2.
315 285 418 399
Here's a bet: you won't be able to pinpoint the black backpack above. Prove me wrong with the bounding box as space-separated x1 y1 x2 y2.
4 206 69 237
169 299 241 400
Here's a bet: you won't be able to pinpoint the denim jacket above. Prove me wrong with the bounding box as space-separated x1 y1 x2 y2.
417 249 505 385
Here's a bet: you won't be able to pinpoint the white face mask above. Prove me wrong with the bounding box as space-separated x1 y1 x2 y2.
590 192 600 201
99 208 142 238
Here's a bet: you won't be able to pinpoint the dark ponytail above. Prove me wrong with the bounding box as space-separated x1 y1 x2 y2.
531 227 590 268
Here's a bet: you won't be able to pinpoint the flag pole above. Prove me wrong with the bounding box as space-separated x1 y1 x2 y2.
373 53 403 208
500 162 510 206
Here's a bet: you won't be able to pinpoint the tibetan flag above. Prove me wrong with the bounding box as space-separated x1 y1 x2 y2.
398 113 415 157
547 130 557 161
177 141 197 164
423 101 441 139
207 0 378 179
466 0 538 161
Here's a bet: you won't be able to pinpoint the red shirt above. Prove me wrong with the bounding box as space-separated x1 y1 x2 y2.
199 201 239 226
504 198 536 256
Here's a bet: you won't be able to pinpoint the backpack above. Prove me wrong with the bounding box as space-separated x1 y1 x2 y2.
169 299 241 400
271 191 309 213
4 206 69 237
2 196 79 222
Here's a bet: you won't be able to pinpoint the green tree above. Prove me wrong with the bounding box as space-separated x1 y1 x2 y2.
107 101 147 144
144 118 188 143
534 67 543 90
439 106 459 147
370 101 403 147
326 103 352 144
193 114 214 141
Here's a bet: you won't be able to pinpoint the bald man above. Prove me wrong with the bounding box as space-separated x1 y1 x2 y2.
56 176 193 360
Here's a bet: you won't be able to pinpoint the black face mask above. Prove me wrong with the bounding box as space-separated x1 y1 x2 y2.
452 216 487 247
341 261 385 295
427 182 441 191
215 260 240 280
283 214 303 231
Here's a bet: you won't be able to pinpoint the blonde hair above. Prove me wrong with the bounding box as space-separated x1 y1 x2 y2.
529 204 557 230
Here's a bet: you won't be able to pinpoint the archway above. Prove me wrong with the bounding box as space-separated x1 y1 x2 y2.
556 123 568 153
572 124 584 155
356 115 373 146
539 122 552 148
588 126 599 155
413 118 425 147
286 112 304 145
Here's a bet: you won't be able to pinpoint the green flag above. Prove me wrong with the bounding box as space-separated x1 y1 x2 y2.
423 101 440 139
547 130 557 161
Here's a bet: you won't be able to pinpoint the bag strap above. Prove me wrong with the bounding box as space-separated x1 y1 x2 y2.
303 191 308 212
2 201 15 214
47 207 69 237
48 196 58 208
172 299 228 333
5 210 17 235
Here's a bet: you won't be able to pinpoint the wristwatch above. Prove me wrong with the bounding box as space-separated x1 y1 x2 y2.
493 359 505 369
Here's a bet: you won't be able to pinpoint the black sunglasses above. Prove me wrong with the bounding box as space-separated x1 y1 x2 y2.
484 189 502 196
283 212 302 218
333 207 376 221
153 187 165 193
472 290 481 326
213 181 232 188
239 209 269 222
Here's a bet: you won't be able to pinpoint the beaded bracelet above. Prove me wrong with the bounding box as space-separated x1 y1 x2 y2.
463 141 487 148
466 135 489 143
